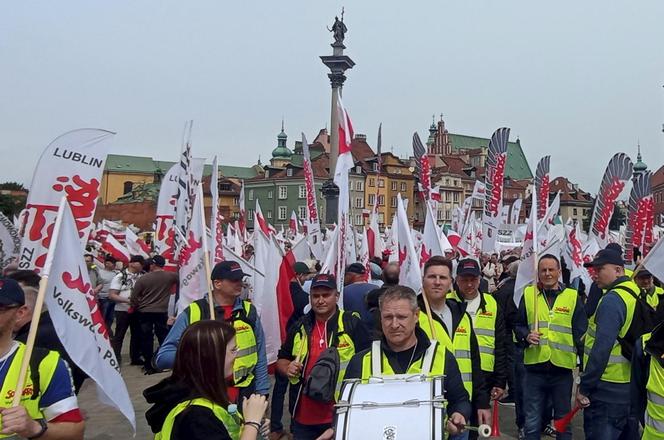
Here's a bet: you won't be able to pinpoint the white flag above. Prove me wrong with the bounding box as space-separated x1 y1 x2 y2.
19 129 114 272
514 189 538 306
640 238 664 282
0 212 21 267
178 184 209 313
510 198 523 225
396 194 422 291
43 198 135 430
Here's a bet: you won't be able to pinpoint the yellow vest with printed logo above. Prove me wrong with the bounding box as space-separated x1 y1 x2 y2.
418 311 474 398
583 280 638 384
187 299 258 388
289 310 357 399
641 333 664 439
646 286 664 310
448 291 497 373
155 398 242 440
523 286 578 369
0 343 60 438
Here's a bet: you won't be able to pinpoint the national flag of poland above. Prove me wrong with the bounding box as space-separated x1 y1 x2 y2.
43 198 135 430
101 234 130 264
255 200 271 236
275 249 296 343
446 229 462 249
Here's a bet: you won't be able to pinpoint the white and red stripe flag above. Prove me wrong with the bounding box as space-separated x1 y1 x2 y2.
101 234 130 264
43 198 135 431
301 133 323 260
19 129 114 272
178 183 209 313
124 228 150 259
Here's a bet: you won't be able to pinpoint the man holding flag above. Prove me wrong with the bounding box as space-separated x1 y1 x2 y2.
155 260 270 402
0 278 84 439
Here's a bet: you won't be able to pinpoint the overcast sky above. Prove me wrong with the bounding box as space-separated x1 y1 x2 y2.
2 1 663 193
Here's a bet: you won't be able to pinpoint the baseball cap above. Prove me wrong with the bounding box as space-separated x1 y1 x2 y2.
583 249 625 267
293 262 311 275
211 260 250 281
151 255 166 267
310 273 337 290
0 278 25 306
345 263 366 275
605 243 623 254
129 255 146 264
456 259 481 277
635 269 653 278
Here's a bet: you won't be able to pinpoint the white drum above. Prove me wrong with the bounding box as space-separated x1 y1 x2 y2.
334 375 446 440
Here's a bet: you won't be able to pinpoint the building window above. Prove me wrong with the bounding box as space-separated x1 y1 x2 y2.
400 182 406 191
278 206 287 220
278 186 287 199
378 178 385 188
286 168 293 177
437 210 444 221
378 195 385 206
298 185 306 199
266 210 273 219
123 181 133 194
219 183 231 191
391 181 397 191
453 180 458 186
445 209 451 220
355 166 362 174
368 194 376 205
369 178 375 187
248 209 254 219
357 181 364 191
355 197 363 208
445 178 450 186
573 208 578 216
453 193 459 203
248 189 254 200
355 214 363 226
267 190 273 199
378 212 385 223
298 206 307 219
391 196 397 208
233 197 239 206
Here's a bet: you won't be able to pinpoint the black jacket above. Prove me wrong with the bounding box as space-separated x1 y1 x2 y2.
416 295 490 409
344 326 472 420
277 308 371 416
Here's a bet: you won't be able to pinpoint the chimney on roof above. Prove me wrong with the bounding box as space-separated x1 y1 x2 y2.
354 133 367 141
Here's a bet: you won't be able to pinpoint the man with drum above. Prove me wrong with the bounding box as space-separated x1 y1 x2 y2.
277 273 370 440
416 256 491 439
343 285 472 436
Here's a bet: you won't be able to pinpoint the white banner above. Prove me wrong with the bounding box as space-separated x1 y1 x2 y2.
178 184 208 313
0 212 21 267
19 129 114 272
43 198 135 430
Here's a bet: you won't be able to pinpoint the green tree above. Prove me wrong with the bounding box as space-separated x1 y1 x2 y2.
0 182 26 191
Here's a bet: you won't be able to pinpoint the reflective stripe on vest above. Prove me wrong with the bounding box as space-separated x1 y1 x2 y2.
418 311 473 399
187 300 258 388
523 286 578 370
473 294 497 373
359 340 447 379
0 343 60 438
155 398 242 440
642 333 664 439
583 280 638 384
289 311 357 399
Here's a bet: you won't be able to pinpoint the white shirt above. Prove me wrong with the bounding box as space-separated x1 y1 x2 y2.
464 293 482 321
109 271 141 312
432 303 454 336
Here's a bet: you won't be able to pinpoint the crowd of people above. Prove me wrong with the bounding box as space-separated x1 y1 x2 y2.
0 241 663 439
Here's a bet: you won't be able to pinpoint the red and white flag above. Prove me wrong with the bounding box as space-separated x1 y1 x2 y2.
472 181 486 200
482 127 510 253
255 200 271 237
19 129 114 272
0 212 21 267
535 156 551 220
209 156 224 265
396 194 422 291
510 198 523 225
124 228 150 259
154 163 179 265
640 237 664 282
101 234 130 264
238 180 247 240
43 198 135 430
301 133 323 260
367 201 385 260
514 188 538 306
289 211 298 237
421 202 451 265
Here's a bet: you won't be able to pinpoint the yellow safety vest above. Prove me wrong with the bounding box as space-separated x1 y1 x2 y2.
155 398 242 440
583 280 638 384
419 310 474 398
642 333 664 439
188 300 258 388
290 311 357 398
0 343 60 438
646 286 664 310
523 286 578 369
359 340 446 379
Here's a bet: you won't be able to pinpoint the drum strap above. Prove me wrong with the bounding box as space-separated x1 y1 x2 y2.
370 340 438 376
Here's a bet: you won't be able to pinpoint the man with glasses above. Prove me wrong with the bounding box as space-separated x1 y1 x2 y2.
155 260 269 403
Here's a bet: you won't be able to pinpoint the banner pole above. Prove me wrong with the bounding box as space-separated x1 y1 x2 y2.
421 288 438 340
12 197 68 406
198 184 215 321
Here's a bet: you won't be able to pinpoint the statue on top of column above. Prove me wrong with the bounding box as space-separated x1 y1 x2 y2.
328 9 347 45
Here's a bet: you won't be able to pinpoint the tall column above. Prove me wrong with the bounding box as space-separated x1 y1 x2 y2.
320 23 355 226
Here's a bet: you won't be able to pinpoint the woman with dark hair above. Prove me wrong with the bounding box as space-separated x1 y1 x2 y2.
144 320 268 440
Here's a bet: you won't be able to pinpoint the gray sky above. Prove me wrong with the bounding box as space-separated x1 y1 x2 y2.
2 1 663 193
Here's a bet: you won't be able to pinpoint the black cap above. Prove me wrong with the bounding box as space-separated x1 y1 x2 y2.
129 255 145 264
211 260 250 281
635 269 653 278
605 243 623 254
583 249 625 267
345 263 366 275
151 255 166 267
0 278 25 306
456 259 481 277
310 273 337 290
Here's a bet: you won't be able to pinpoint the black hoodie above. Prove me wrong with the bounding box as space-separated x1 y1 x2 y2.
144 377 232 439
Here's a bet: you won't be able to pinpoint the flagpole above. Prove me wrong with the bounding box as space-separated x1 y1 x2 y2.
531 182 540 333
198 184 216 321
420 288 438 340
12 197 68 406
